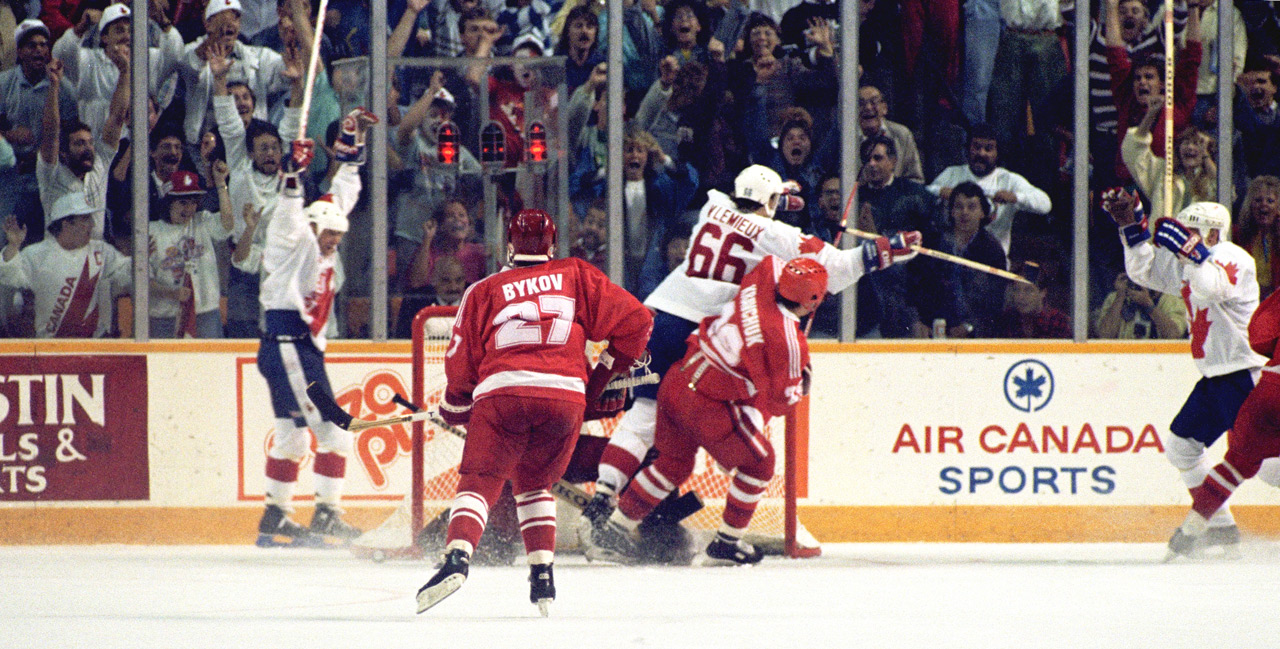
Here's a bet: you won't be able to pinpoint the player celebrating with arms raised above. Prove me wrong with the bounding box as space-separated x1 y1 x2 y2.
1107 191 1265 556
594 256 827 565
585 164 920 528
416 209 653 616
254 109 376 548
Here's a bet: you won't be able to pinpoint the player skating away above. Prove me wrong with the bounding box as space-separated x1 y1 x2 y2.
416 209 653 616
254 112 376 548
1167 285 1280 559
1107 192 1266 555
591 256 825 565
584 164 920 528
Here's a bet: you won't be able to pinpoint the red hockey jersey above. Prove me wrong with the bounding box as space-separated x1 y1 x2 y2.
443 257 652 414
685 256 810 450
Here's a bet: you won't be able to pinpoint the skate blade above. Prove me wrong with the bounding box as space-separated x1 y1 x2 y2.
536 599 551 617
255 533 323 548
416 573 465 614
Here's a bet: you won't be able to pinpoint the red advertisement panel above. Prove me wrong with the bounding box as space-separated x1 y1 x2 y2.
0 355 148 501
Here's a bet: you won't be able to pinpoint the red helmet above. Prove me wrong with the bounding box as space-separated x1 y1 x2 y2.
777 257 828 311
508 209 557 262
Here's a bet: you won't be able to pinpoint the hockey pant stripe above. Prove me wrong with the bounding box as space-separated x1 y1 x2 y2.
278 341 326 431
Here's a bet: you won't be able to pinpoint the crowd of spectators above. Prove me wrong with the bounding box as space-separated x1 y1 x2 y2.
0 0 1277 341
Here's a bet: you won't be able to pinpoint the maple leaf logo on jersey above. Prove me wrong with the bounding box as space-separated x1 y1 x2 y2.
1216 260 1240 286
1181 281 1210 359
51 257 101 337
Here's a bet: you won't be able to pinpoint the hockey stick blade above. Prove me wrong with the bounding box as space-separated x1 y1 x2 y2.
604 372 660 391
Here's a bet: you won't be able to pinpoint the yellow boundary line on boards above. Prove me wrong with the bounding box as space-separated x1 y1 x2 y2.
0 339 1188 356
2 505 1278 545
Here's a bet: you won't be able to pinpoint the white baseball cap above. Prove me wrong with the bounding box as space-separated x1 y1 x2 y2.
14 19 49 47
46 192 94 229
205 0 243 21
98 4 131 31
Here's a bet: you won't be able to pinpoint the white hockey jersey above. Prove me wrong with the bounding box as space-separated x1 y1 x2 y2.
1122 234 1266 377
645 189 869 323
0 239 131 337
148 211 234 319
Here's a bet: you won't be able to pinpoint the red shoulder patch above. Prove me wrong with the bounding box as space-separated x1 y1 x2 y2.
798 236 824 255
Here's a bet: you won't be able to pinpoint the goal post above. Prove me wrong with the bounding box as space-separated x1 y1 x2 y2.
352 305 821 560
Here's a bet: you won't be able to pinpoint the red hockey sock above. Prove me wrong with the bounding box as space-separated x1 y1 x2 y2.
723 471 769 531
446 475 504 551
313 452 346 478
617 465 675 522
1191 462 1243 520
515 489 557 554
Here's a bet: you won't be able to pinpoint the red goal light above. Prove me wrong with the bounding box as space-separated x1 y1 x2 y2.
527 122 547 162
437 122 458 165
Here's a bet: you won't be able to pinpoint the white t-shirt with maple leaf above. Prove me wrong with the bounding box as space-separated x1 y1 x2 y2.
1122 235 1267 377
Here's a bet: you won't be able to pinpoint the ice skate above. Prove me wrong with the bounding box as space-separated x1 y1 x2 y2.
256 505 320 548
1164 511 1209 562
309 504 362 543
580 492 616 529
586 519 639 565
528 563 555 617
416 548 470 613
704 533 763 566
1201 525 1242 559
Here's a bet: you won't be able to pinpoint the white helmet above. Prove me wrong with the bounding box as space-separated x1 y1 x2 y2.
1175 202 1231 236
734 164 784 216
306 195 348 234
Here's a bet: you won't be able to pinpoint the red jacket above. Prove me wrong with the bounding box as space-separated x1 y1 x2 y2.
443 257 652 414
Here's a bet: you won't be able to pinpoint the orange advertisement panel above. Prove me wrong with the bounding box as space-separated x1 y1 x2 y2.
0 355 149 501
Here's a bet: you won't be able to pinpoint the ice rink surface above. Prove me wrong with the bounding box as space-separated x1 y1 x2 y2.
6 542 1279 649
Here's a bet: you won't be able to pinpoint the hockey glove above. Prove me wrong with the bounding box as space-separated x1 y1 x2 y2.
286 139 315 175
585 386 629 421
778 180 805 212
438 392 472 427
1153 217 1210 265
861 230 921 271
332 107 379 165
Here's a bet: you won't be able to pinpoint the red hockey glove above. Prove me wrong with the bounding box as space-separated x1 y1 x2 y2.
286 138 315 175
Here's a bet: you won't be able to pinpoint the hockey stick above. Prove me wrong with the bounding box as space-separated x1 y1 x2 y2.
845 227 1036 286
1163 7 1175 220
296 0 330 138
305 382 436 433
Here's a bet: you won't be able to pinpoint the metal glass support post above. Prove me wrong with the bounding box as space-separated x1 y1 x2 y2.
838 0 860 341
370 0 389 340
1072 0 1091 341
605 0 624 283
131 0 150 340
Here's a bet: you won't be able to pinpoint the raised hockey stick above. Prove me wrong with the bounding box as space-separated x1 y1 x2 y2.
1163 7 1175 220
845 227 1036 286
296 0 331 138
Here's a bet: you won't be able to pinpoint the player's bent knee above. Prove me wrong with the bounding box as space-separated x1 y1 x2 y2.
1257 457 1280 488
1165 434 1207 471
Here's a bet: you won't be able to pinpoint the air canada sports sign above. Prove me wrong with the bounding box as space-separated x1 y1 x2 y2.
0 355 149 500
808 351 1226 506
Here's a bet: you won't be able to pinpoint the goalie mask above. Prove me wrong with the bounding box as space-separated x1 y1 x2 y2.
508 209 557 263
306 194 348 234
1175 202 1231 238
778 257 829 312
734 165 784 217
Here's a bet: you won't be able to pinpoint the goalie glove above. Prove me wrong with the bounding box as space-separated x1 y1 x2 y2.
1153 217 1210 265
332 107 379 165
860 230 921 272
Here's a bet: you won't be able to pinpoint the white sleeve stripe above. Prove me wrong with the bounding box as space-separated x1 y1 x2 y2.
785 318 801 379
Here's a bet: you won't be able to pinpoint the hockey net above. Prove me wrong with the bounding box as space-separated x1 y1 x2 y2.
351 305 820 560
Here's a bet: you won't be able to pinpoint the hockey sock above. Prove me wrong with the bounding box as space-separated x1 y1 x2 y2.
515 489 557 556
596 399 658 493
313 451 346 505
1191 461 1244 522
264 458 300 507
723 471 769 531
445 475 504 550
617 464 676 522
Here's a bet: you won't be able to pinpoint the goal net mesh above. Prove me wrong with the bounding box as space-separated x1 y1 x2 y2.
351 306 819 559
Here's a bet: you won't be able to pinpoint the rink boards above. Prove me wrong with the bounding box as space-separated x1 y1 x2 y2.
1 338 1278 544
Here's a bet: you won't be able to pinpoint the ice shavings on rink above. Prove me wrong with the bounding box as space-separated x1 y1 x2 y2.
5 542 1279 649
